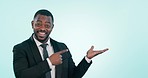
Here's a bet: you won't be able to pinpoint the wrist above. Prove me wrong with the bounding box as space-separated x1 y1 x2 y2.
85 56 92 63
86 55 92 59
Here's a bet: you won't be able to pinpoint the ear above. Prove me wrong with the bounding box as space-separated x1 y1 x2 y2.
50 24 54 31
52 24 54 29
31 21 34 28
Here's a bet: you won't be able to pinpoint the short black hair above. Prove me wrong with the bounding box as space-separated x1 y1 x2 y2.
34 9 54 22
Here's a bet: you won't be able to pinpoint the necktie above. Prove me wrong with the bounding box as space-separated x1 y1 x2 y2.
40 44 51 78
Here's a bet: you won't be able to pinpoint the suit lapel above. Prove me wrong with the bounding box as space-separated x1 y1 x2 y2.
50 38 59 53
28 36 42 64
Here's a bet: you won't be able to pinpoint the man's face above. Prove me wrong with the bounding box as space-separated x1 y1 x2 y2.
32 14 54 42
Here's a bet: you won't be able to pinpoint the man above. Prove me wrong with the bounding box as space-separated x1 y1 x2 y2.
13 9 109 78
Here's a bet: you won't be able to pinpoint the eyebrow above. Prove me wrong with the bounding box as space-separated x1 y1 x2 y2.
36 20 42 22
45 22 51 24
36 20 51 24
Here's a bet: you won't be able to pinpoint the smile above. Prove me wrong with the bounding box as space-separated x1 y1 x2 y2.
38 32 46 37
39 32 46 35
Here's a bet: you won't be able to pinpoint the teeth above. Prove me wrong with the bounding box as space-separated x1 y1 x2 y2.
39 32 45 35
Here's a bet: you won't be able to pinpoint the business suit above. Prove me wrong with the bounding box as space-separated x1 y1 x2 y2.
13 36 92 78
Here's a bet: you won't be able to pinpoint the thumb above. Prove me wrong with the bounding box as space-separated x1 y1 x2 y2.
89 46 94 51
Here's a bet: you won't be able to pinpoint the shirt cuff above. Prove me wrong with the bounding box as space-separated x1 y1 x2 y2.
85 56 92 63
46 58 54 69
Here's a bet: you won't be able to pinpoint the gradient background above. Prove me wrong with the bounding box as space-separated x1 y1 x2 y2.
0 0 148 78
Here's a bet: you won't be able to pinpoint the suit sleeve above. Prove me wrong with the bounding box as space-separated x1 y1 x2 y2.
13 44 50 78
68 57 92 78
60 43 92 78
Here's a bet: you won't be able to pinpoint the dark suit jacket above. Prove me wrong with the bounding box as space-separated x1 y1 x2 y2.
13 36 92 78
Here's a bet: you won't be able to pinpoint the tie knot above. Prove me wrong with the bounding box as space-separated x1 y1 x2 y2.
40 44 48 48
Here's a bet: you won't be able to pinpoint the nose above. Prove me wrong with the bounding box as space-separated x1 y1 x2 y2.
38 25 46 32
40 26 45 29
39 25 46 30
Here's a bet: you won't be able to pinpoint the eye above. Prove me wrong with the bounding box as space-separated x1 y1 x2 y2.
45 24 51 28
35 22 42 27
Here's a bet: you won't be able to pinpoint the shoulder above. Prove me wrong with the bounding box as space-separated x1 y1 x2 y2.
50 38 67 46
13 38 31 50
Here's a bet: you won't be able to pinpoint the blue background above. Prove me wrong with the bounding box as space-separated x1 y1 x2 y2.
0 0 148 78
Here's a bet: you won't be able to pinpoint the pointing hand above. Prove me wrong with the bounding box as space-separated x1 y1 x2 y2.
49 49 68 65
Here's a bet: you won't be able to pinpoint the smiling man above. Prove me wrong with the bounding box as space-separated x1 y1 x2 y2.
13 9 109 78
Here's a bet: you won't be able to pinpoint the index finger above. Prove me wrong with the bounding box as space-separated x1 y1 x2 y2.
58 49 69 54
94 48 109 54
103 48 109 52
